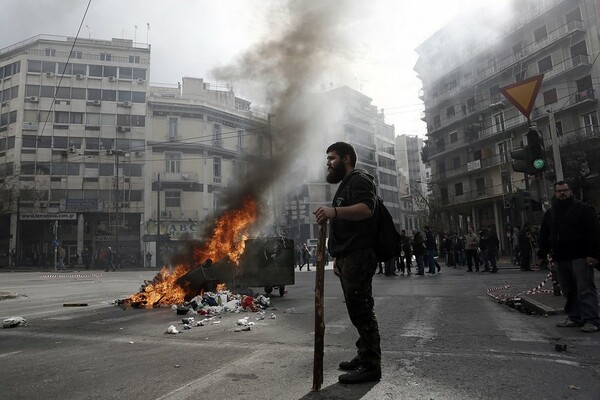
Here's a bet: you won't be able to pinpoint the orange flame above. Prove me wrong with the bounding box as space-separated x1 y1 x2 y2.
125 197 258 307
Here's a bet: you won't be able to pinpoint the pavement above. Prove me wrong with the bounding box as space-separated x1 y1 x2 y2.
0 257 569 315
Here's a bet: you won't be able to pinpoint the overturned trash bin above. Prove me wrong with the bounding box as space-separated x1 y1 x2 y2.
237 237 295 296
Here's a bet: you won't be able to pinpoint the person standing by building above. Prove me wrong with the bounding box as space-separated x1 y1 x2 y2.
314 141 381 384
464 227 480 272
105 246 117 272
538 181 600 333
145 251 152 268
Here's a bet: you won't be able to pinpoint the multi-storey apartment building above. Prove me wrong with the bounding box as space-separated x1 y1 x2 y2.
145 77 267 265
395 134 428 232
415 0 600 251
0 35 150 265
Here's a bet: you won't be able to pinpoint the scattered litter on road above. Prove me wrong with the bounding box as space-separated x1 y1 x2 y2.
3 316 27 328
234 326 251 332
63 303 88 307
128 341 134 344
555 344 567 352
166 325 179 334
569 385 580 390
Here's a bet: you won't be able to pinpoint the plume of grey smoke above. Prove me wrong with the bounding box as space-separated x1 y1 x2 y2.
211 0 362 229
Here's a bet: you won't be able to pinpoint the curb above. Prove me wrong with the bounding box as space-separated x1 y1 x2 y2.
519 294 563 315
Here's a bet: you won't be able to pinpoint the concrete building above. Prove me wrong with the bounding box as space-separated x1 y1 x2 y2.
415 0 600 252
0 35 150 266
145 77 267 265
395 134 428 232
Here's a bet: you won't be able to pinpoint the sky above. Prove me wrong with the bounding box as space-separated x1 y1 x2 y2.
1 0 488 139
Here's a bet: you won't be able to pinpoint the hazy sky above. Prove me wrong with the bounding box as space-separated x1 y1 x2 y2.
1 0 486 138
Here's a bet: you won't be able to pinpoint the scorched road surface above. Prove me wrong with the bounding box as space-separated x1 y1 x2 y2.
0 267 599 399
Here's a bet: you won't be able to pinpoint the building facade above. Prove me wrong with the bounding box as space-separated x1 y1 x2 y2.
415 0 600 252
0 35 150 266
145 77 267 265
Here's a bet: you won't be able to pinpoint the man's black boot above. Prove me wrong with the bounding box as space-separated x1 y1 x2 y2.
338 365 381 384
338 356 361 371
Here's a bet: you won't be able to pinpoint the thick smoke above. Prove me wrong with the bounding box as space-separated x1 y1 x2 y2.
210 0 361 230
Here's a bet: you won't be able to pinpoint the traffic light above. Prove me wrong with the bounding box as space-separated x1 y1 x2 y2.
510 146 532 173
527 128 546 172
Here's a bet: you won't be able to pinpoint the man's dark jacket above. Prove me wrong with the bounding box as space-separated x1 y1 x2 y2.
538 197 600 262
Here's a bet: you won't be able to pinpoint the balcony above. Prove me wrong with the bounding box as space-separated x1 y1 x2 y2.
443 184 506 207
155 172 199 182
558 125 600 147
543 54 591 82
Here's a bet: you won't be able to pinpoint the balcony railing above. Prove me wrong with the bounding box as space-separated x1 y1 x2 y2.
543 54 590 81
558 125 600 146
154 172 198 182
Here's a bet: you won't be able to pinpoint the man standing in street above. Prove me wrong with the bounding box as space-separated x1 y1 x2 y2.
538 181 600 333
464 227 480 272
424 226 438 275
484 227 499 273
314 141 381 384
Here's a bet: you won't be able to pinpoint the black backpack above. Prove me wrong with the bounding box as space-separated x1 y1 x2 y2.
373 196 402 262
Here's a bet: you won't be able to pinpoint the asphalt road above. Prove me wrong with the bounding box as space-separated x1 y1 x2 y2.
1 265 599 400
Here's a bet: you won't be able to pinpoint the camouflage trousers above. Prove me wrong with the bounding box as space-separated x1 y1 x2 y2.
336 248 381 369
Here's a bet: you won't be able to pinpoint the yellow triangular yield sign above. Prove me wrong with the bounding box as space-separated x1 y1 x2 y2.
500 74 544 120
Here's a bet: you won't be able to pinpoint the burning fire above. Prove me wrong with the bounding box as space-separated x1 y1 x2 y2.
124 197 258 307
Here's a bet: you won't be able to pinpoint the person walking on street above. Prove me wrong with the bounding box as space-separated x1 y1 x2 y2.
82 247 92 270
485 227 499 273
538 181 600 333
299 243 311 271
399 229 412 275
105 246 117 272
479 229 490 271
57 246 66 271
412 230 426 275
519 223 532 271
424 226 438 275
464 227 480 272
145 251 152 268
314 141 381 384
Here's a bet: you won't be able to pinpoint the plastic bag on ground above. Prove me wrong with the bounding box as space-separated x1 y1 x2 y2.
3 316 27 328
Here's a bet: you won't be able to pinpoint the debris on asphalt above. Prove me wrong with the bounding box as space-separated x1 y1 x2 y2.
63 303 88 307
166 325 179 334
555 343 567 352
569 385 580 390
3 316 27 328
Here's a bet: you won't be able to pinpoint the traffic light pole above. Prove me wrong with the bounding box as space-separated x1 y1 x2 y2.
156 172 161 268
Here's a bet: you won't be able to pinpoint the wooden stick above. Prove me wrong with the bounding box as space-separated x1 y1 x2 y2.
312 222 327 391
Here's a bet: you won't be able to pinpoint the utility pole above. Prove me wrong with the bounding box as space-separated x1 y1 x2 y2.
156 172 161 268
547 110 564 182
268 114 277 234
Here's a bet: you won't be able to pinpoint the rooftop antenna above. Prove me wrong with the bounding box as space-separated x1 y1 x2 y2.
146 23 150 44
134 25 138 43
85 25 92 39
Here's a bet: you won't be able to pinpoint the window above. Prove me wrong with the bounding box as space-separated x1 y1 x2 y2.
117 114 131 126
454 182 463 196
131 115 145 127
86 113 100 126
165 191 181 207
101 90 116 101
40 85 54 98
236 129 244 150
515 70 527 82
566 8 582 24
71 87 86 100
42 61 56 73
497 140 510 163
118 91 132 102
213 157 222 183
538 56 552 74
87 88 101 100
476 178 486 195
70 112 84 124
433 115 441 129
72 63 86 75
99 163 114 176
534 25 547 43
89 65 103 77
119 67 133 79
543 89 557 105
53 136 68 149
58 62 73 75
512 42 523 57
493 112 505 133
129 55 140 64
131 91 146 103
450 131 458 143
103 66 117 78
489 84 500 102
71 50 83 59
168 117 178 140
213 124 222 147
582 112 598 135
452 156 460 169
166 152 181 173
28 60 42 73
56 87 70 99
99 53 112 61
549 122 562 140
55 112 70 124
467 97 475 112
132 68 146 80
45 48 56 57
446 106 455 118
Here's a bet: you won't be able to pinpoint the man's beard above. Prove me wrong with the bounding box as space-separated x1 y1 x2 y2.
326 163 346 184
554 196 574 208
